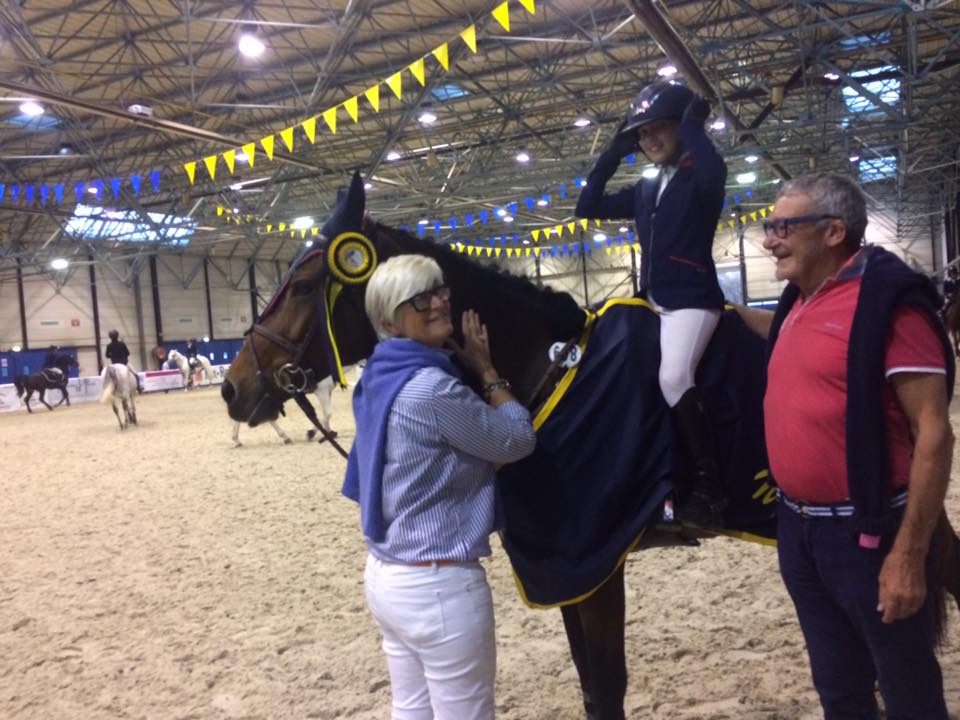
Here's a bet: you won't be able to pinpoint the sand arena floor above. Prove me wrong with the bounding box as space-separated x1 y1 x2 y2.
1 386 957 720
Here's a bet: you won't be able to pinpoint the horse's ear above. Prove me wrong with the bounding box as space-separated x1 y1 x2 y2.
321 171 366 239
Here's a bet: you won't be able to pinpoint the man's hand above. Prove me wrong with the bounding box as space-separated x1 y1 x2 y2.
877 549 927 623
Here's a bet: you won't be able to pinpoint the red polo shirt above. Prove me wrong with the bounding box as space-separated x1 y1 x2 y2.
764 268 946 504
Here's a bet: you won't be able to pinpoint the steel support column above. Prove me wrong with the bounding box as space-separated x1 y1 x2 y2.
149 255 164 348
88 254 103 374
203 257 214 341
248 264 258 324
16 256 28 350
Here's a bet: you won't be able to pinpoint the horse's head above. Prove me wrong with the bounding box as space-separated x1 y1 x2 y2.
223 172 379 425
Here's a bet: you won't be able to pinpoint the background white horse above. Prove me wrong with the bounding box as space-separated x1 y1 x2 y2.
99 364 139 429
230 366 362 447
167 349 215 389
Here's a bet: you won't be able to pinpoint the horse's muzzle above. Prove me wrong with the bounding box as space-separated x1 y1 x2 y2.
222 378 281 426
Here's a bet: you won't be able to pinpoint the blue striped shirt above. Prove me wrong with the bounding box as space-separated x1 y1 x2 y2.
367 366 536 563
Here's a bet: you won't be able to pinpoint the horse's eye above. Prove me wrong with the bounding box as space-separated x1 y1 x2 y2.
291 279 315 296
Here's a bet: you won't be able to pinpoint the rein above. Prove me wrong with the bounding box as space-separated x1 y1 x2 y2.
524 334 581 413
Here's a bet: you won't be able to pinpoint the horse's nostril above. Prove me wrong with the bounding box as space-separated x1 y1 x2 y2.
221 379 235 404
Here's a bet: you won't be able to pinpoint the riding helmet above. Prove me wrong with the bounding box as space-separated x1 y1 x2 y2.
621 81 694 134
109 329 119 340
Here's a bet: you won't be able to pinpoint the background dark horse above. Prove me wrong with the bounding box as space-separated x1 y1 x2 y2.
14 354 78 412
222 176 960 719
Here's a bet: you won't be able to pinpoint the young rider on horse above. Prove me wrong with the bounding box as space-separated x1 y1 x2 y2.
105 329 143 394
576 80 728 530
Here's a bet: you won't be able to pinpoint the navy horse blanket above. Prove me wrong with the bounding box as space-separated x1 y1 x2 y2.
497 299 775 607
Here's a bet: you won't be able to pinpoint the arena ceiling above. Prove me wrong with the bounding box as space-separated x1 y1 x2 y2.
1 0 959 278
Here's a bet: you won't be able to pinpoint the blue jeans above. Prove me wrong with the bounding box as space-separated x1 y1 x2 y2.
776 503 947 720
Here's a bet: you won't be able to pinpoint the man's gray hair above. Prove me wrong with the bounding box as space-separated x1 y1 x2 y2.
364 254 444 340
778 173 868 252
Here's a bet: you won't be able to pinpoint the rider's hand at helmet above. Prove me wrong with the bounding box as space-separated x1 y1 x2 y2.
607 120 639 159
683 95 712 125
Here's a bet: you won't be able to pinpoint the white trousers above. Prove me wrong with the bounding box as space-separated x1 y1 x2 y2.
364 554 496 720
652 302 721 407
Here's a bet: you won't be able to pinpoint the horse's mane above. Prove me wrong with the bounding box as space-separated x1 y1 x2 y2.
369 220 586 339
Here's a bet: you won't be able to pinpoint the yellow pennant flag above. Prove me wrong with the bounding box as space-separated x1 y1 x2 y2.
534 247 542 256
216 206 224 216
525 247 532 256
266 224 272 233
300 229 307 239
506 248 513 257
532 229 541 242
279 127 295 152
517 0 536 14
750 211 758 221
343 96 359 123
322 106 338 134
312 227 319 236
543 227 552 239
245 214 252 223
494 248 501 257
616 246 622 255
485 247 493 257
728 220 735 229
278 222 286 232
301 117 317 144
606 247 612 256
364 85 381 112
260 135 275 161
554 224 564 237
567 221 576 234
467 246 474 256
460 25 477 53
184 161 197 185
290 231 295 238
432 43 449 70
385 71 403 100
740 215 747 224
241 142 256 168
491 1 510 31
408 57 426 86
223 149 236 174
579 218 589 230
594 219 601 227
633 243 640 251
760 208 767 218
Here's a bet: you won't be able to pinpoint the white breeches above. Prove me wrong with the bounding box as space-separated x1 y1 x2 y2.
654 303 721 407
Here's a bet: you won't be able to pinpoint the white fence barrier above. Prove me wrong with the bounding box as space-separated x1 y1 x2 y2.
0 364 231 414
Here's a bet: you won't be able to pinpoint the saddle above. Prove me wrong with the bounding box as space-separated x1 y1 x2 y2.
41 368 64 385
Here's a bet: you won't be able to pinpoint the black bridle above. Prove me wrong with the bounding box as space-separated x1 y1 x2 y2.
243 250 350 458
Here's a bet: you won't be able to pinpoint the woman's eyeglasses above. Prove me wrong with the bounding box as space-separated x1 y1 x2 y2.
400 285 451 312
762 214 841 239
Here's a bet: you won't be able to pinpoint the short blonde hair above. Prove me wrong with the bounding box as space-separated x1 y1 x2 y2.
364 254 444 340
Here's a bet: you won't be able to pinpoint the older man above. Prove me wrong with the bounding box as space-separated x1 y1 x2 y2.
737 173 953 719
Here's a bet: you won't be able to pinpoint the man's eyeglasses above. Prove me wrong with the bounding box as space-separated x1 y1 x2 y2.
400 285 451 312
762 214 841 239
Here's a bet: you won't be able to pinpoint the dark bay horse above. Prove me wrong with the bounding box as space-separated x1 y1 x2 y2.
14 353 78 412
221 174 960 719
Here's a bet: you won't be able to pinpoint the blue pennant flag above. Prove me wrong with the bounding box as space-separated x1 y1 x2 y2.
488 236 495 246
434 220 442 234
11 185 20 203
74 182 85 201
417 223 425 237
732 194 741 205
465 213 474 227
626 153 636 165
524 196 534 210
558 185 567 200
746 189 753 199
0 183 4 202
479 210 489 225
40 186 49 206
449 217 457 231
551 247 558 257
149 169 161 193
542 194 550 206
25 186 35 205
54 184 64 204
111 178 122 199
507 201 517 215
513 234 519 244
130 175 142 195
92 179 103 200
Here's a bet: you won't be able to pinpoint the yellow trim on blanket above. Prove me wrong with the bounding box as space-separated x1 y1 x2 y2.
507 528 648 609
532 297 655 431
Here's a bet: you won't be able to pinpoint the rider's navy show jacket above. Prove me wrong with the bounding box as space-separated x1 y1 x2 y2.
575 112 727 310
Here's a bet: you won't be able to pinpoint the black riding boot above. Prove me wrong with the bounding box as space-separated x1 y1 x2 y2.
671 387 726 530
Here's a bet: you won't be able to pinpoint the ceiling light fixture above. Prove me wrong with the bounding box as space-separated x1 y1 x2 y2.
619 226 629 233
736 172 757 184
386 150 401 161
711 119 726 131
503 215 514 223
657 64 678 77
536 198 549 207
50 258 69 270
19 101 44 116
823 72 841 81
593 233 607 242
745 154 759 163
515 151 530 163
238 33 265 58
849 155 860 162
292 216 313 230
364 182 373 190
573 117 591 128
418 110 437 125
127 103 153 117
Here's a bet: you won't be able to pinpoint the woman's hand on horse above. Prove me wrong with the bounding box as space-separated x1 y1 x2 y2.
455 310 497 382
